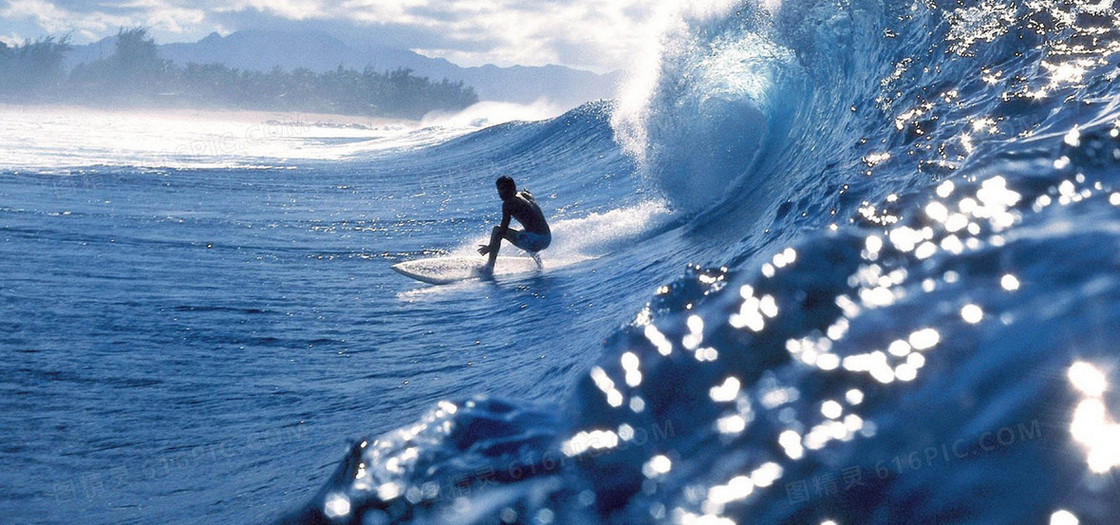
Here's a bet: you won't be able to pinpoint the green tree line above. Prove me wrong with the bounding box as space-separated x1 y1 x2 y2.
0 28 478 119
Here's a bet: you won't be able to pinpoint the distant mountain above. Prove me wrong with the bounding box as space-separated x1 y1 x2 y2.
64 30 620 109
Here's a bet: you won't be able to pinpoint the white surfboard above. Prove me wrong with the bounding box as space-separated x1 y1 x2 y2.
391 256 541 285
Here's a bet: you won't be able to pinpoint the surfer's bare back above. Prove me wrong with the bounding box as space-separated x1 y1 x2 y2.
478 175 551 273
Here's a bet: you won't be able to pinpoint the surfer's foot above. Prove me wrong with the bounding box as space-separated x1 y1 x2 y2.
529 252 542 268
477 263 495 279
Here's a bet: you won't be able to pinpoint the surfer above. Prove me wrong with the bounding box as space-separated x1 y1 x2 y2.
478 175 551 274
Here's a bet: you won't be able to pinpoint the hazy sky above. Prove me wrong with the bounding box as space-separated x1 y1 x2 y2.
0 0 665 72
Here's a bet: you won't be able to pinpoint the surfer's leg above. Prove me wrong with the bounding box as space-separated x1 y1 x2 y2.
507 232 544 268
486 227 522 267
510 231 549 253
486 226 503 267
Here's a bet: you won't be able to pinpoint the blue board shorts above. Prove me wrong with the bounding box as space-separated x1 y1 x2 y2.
511 231 551 252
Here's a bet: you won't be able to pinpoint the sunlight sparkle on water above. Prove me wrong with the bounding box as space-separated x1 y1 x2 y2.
961 304 984 324
622 352 643 387
684 315 705 350
908 328 940 350
816 352 840 371
644 455 672 477
324 493 351 518
1069 361 1107 397
644 324 673 356
717 414 747 434
779 430 805 459
1067 361 1120 473
1045 60 1088 87
705 475 755 510
730 285 771 332
1050 509 1079 525
888 339 912 357
619 424 635 441
564 430 620 456
1001 274 1020 291
894 363 918 381
749 462 782 487
907 352 926 369
710 377 741 402
630 396 646 412
590 366 624 407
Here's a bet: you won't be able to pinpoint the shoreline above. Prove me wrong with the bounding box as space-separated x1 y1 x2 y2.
0 103 422 130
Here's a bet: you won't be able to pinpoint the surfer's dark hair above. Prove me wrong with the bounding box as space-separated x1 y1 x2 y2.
496 175 515 192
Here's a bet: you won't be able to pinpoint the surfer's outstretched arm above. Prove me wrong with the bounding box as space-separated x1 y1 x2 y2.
478 211 513 267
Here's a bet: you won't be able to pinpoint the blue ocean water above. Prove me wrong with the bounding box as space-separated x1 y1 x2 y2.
4 0 1120 523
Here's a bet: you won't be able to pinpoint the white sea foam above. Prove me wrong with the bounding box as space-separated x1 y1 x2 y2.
0 105 488 172
451 200 672 269
611 1 802 213
420 99 569 129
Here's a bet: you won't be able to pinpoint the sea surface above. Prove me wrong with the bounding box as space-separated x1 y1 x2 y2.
4 1 1120 524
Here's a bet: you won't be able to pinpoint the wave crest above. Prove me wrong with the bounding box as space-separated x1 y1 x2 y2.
612 0 890 214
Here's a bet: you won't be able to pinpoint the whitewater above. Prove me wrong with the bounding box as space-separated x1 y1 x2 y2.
3 1 1120 524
